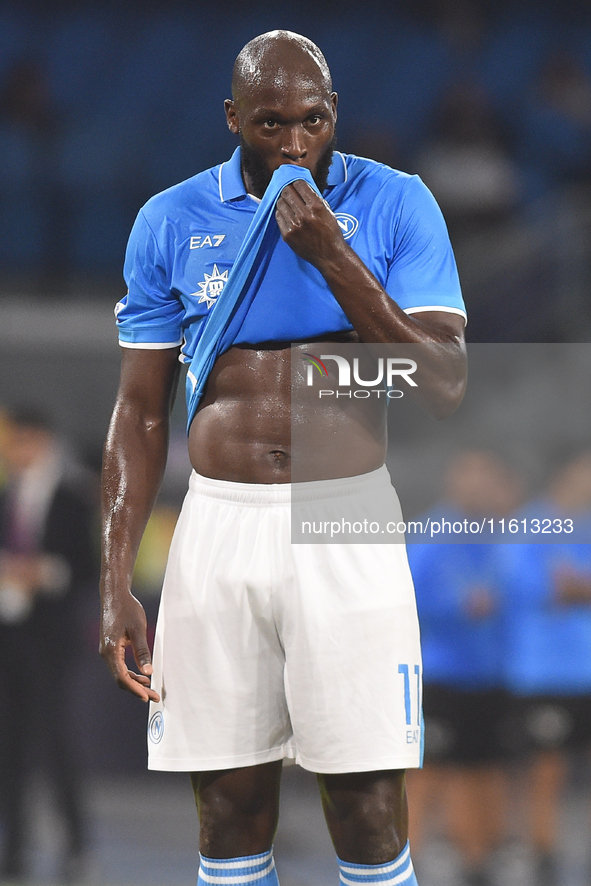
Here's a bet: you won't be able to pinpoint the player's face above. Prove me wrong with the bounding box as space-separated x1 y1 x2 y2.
225 82 338 198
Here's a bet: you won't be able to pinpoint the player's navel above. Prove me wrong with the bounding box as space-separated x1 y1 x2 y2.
268 449 290 464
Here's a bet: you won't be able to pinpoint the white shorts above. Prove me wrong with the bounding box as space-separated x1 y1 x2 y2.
147 465 423 773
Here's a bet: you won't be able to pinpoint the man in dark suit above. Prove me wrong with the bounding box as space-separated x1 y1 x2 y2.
0 406 97 883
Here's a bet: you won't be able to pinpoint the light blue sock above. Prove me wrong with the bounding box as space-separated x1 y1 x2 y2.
197 848 279 886
337 841 418 886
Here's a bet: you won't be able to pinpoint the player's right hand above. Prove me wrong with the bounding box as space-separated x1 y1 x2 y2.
99 591 160 703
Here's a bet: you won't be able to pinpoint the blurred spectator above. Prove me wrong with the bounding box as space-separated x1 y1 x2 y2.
415 83 521 240
0 58 71 293
407 451 523 886
500 452 591 886
517 51 591 201
346 129 402 171
428 0 489 57
0 406 97 883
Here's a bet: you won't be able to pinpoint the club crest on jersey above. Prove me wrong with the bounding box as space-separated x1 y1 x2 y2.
193 264 229 309
334 213 359 240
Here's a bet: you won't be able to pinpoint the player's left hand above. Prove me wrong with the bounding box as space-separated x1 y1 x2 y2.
276 180 346 268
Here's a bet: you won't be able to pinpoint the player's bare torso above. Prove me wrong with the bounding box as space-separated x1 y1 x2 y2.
189 332 388 483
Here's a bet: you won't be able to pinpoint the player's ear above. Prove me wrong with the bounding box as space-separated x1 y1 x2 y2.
225 99 240 134
330 92 338 121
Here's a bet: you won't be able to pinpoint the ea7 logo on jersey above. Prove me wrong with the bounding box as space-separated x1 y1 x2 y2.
193 264 229 309
190 234 226 249
334 213 359 240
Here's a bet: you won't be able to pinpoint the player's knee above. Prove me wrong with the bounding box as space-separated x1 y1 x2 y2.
338 793 399 839
197 794 279 858
194 781 279 843
232 789 279 823
200 791 277 826
192 765 281 839
320 771 408 862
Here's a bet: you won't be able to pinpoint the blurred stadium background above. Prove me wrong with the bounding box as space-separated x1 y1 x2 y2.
1 0 591 884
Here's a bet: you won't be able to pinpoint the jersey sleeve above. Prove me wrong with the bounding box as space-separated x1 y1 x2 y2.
115 209 185 348
386 175 466 321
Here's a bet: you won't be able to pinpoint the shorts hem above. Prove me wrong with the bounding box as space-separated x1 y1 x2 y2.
295 753 422 774
147 744 294 772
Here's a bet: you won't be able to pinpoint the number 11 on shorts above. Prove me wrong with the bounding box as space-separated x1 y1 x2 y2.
398 663 421 726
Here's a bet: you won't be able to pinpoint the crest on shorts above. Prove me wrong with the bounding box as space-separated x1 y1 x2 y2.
193 264 229 309
148 710 164 743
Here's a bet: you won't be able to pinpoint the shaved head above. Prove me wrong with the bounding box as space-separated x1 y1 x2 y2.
232 30 332 102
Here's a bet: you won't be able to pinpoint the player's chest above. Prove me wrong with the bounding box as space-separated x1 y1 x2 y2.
171 211 252 312
168 195 388 315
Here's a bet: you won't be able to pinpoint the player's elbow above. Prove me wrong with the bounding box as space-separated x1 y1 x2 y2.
423 371 467 420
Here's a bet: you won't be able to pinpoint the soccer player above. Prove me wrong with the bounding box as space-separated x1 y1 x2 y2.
99 31 467 886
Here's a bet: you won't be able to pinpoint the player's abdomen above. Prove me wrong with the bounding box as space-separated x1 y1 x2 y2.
188 341 387 483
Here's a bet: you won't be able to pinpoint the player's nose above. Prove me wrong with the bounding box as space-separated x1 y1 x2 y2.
281 125 307 161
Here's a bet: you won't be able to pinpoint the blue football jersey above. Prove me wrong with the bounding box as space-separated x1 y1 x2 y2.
116 148 465 360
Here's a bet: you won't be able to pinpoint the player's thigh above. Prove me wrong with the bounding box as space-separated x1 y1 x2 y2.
284 541 422 772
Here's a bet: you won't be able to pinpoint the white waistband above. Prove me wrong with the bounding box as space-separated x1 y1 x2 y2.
188 465 391 505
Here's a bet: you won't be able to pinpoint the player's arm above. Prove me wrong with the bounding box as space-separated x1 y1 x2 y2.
275 180 466 418
99 346 180 702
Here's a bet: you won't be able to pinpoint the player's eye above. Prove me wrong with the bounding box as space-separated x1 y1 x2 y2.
262 119 278 129
307 115 323 125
